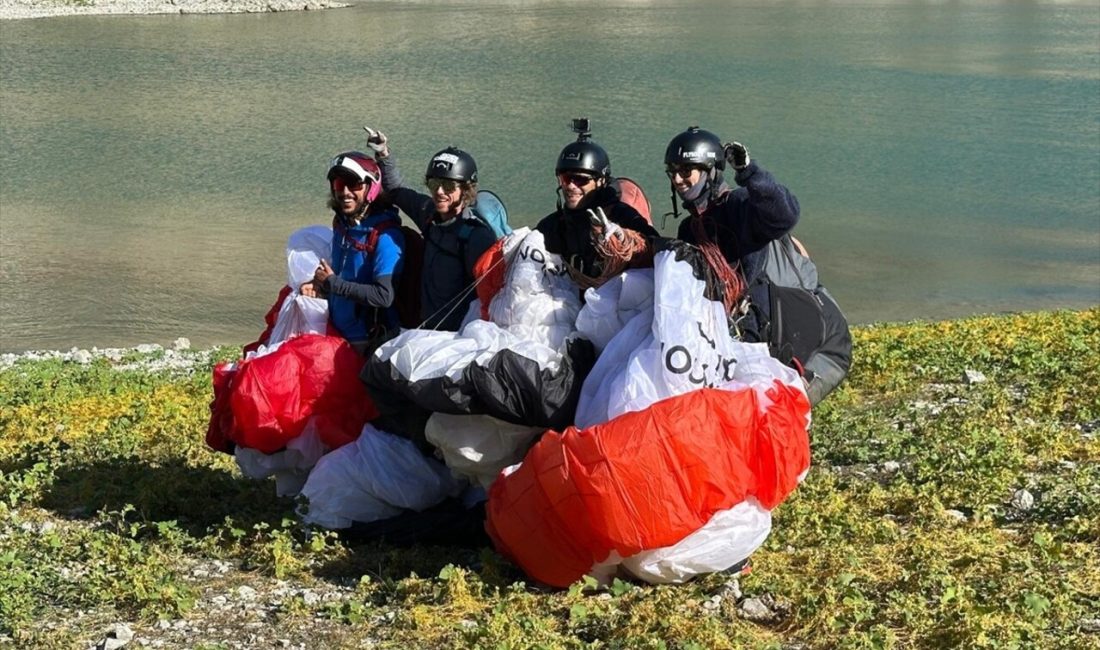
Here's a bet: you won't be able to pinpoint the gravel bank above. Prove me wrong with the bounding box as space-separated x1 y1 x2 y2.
0 0 348 20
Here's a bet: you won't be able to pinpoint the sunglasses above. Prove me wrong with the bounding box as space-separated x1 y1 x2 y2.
666 164 702 180
558 173 596 188
426 178 460 193
331 176 368 191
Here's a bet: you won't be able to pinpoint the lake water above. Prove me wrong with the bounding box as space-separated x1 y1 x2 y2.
1 0 1098 352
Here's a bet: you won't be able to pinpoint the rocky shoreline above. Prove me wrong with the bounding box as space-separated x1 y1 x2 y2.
0 0 348 21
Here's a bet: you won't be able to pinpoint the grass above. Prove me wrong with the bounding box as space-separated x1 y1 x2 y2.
1 308 1097 648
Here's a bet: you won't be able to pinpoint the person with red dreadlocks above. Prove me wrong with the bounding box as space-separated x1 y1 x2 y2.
665 127 851 405
301 151 405 355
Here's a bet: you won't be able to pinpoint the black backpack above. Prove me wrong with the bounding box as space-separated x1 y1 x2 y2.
758 234 852 405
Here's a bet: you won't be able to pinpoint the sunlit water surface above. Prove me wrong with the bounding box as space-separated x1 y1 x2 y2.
1 0 1098 351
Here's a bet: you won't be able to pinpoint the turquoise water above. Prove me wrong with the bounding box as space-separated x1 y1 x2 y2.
1 0 1098 352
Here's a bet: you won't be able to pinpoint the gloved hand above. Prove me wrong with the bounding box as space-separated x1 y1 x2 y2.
362 126 389 159
587 207 623 243
723 141 750 171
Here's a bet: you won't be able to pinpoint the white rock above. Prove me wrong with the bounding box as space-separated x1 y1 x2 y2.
237 585 258 601
944 509 967 522
172 337 191 351
135 344 162 354
73 349 94 364
96 623 133 650
211 595 228 607
963 369 987 384
739 597 774 622
301 590 321 606
882 461 901 473
1080 618 1100 633
1011 489 1035 511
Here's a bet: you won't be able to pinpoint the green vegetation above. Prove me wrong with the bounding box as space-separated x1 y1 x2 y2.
1 309 1097 648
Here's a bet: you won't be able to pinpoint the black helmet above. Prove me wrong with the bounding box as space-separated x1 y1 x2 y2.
664 127 724 171
556 140 611 179
425 147 478 183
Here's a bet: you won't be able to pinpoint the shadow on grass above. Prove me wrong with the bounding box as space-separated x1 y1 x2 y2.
34 456 294 536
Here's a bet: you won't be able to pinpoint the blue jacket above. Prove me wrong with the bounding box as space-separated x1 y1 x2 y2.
326 209 405 343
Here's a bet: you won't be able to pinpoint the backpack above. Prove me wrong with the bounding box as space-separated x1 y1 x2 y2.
429 189 511 263
469 190 511 238
758 234 852 405
612 177 653 225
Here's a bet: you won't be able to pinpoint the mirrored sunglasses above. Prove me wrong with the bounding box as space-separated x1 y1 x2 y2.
331 175 368 191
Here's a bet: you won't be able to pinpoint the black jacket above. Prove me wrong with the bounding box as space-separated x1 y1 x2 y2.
535 184 658 278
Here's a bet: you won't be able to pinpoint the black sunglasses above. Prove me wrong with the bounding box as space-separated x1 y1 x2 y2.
558 173 596 187
665 164 703 179
426 178 460 193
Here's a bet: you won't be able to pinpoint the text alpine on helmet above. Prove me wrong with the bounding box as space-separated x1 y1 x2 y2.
425 147 478 184
328 151 383 203
664 127 725 171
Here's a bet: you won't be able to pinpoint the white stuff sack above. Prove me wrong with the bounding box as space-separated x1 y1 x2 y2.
425 413 545 489
299 424 465 529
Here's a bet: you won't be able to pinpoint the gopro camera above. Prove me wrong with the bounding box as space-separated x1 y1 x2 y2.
571 117 591 136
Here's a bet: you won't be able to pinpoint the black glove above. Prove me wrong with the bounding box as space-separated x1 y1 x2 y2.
723 141 750 171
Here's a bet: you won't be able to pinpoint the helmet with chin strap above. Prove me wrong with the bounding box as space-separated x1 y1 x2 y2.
328 151 382 203
425 147 478 183
664 127 725 171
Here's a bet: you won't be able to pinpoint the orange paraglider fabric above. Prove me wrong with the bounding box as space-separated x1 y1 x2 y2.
486 381 809 587
228 334 378 454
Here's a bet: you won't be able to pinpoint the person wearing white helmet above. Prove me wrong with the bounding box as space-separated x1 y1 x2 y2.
302 151 405 354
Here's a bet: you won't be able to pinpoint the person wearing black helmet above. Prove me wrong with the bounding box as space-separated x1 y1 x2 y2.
536 119 658 285
362 128 498 332
665 126 850 405
301 151 405 355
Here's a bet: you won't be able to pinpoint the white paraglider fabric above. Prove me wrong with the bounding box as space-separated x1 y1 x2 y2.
286 225 332 288
299 424 465 529
425 413 545 489
372 231 579 382
268 295 328 344
234 419 328 497
575 249 804 429
619 499 772 584
566 247 807 581
574 269 654 355
486 229 581 351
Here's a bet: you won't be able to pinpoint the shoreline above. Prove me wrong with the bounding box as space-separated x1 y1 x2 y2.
0 0 348 20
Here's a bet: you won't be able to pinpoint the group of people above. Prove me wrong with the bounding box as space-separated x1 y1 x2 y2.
303 121 851 405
